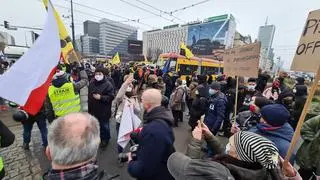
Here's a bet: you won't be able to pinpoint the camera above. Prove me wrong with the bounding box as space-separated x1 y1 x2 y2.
118 144 139 163
117 130 141 163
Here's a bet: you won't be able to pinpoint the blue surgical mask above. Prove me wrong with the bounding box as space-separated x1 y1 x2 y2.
209 89 218 95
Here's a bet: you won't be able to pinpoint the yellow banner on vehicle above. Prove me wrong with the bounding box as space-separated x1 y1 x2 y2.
43 0 74 64
111 52 121 64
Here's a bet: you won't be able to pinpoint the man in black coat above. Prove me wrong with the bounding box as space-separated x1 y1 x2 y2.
88 68 115 149
128 89 175 180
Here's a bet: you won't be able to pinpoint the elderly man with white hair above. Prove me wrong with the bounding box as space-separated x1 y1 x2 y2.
42 112 118 180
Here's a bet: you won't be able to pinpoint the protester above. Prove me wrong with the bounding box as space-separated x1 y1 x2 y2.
128 89 175 180
111 65 121 90
186 81 198 116
0 120 15 179
249 104 295 163
88 68 115 149
167 123 301 180
114 75 142 154
204 82 227 136
42 113 119 180
292 84 308 130
256 70 270 93
238 78 262 112
156 76 166 95
263 80 281 101
20 105 48 150
296 115 320 180
47 64 88 122
170 78 185 127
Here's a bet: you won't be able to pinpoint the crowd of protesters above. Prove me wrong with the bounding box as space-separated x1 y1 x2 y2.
0 59 319 180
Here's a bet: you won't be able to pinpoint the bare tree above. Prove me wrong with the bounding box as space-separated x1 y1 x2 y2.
146 47 152 60
154 48 163 62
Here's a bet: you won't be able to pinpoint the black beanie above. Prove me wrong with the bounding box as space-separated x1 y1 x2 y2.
248 78 257 83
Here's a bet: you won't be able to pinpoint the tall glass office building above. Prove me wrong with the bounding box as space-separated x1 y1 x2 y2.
99 19 138 56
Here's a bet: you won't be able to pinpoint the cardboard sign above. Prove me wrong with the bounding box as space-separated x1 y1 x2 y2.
291 9 320 72
223 42 261 78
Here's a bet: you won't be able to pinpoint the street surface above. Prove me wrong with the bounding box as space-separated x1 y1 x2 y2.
0 109 227 180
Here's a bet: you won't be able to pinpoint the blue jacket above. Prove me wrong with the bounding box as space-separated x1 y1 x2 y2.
128 106 175 180
204 92 227 135
249 122 295 163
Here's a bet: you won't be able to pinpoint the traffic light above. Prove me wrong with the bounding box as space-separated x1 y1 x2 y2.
4 21 9 28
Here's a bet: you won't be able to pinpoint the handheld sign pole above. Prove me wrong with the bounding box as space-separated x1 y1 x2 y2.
284 65 320 163
233 76 239 124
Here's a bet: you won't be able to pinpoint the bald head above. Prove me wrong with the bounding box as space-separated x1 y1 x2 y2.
142 88 162 112
48 113 100 166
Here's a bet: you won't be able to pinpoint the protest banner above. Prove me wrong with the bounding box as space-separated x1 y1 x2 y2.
223 42 261 78
285 9 320 164
223 43 261 122
291 9 320 72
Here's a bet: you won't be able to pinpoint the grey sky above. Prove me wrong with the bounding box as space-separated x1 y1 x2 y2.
1 0 319 69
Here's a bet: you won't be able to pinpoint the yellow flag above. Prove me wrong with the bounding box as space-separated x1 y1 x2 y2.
144 54 148 62
43 0 74 64
180 42 194 59
111 52 121 64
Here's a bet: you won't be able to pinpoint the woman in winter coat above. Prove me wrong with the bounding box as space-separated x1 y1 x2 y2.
113 75 143 153
170 78 185 127
296 115 320 180
167 121 302 180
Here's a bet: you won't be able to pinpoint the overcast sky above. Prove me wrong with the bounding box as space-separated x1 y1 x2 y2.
1 0 319 69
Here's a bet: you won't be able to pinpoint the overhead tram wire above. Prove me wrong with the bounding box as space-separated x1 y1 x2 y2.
133 0 186 23
119 0 175 23
169 0 211 14
57 0 157 29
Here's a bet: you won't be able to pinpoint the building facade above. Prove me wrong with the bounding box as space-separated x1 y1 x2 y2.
0 31 15 45
81 34 99 55
99 18 137 56
142 14 236 60
83 20 99 38
257 24 276 71
143 25 187 60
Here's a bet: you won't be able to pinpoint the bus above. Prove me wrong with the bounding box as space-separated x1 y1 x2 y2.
159 53 223 80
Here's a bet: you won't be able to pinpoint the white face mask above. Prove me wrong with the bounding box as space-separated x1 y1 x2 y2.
175 82 179 86
95 75 104 81
126 86 133 92
55 71 65 77
247 85 256 91
209 89 218 95
195 90 199 95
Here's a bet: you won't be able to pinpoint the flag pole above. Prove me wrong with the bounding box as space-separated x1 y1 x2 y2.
284 65 320 163
233 76 239 125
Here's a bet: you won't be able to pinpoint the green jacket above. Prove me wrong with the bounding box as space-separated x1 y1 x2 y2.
296 115 320 174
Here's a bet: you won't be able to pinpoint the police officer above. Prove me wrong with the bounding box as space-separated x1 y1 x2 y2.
0 120 15 179
47 63 88 122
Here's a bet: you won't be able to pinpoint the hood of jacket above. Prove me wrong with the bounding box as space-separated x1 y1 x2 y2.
254 122 294 142
143 106 174 126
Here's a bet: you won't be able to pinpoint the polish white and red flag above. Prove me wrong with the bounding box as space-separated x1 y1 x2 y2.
0 0 60 115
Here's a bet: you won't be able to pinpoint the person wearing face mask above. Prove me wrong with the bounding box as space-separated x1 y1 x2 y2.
167 122 301 180
204 82 227 136
292 85 307 130
248 104 295 164
113 75 142 154
170 79 186 127
88 68 115 149
239 78 262 112
47 63 88 123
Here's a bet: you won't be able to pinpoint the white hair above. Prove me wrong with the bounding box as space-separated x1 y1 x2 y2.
48 113 100 166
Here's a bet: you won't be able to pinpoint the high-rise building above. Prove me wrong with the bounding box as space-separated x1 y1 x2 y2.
257 23 276 71
99 18 137 56
81 34 99 55
83 20 99 38
0 31 15 45
142 14 236 60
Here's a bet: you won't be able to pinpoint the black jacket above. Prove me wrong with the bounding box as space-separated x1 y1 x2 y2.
0 120 15 148
88 77 114 121
128 106 175 180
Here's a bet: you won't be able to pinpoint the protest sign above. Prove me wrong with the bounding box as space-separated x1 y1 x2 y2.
223 43 261 78
291 9 320 72
285 9 320 164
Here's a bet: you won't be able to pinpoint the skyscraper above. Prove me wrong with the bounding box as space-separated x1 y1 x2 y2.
257 22 276 70
99 18 137 56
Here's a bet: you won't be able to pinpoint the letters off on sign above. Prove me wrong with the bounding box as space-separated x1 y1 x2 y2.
291 9 320 72
223 43 261 78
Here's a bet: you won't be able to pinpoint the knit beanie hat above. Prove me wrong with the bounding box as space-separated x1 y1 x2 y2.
260 104 290 126
209 82 221 90
234 131 279 169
